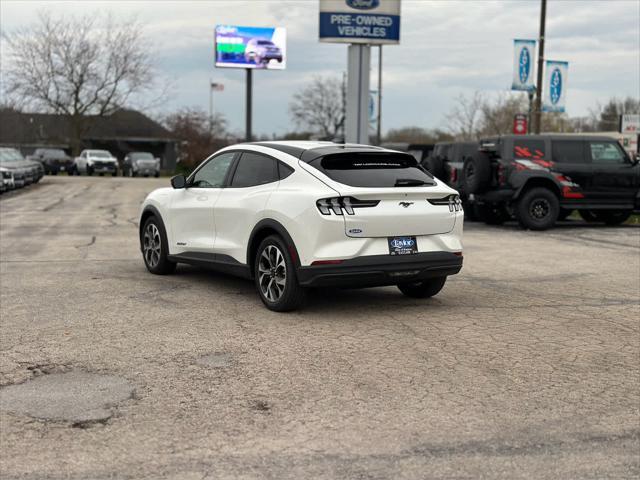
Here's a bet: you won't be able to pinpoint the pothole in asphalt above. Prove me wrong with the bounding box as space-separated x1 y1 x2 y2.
0 370 135 427
196 353 232 368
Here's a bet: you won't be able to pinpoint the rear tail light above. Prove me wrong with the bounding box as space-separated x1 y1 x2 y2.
428 194 462 212
316 197 379 216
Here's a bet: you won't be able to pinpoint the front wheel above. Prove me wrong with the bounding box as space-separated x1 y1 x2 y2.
141 216 176 275
87 166 93 176
579 209 631 225
516 187 559 230
398 277 447 299
254 235 305 312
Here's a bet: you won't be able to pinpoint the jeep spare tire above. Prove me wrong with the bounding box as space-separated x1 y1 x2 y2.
463 152 491 194
424 155 446 181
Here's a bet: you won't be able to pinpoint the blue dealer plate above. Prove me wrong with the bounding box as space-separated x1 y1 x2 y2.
388 236 418 255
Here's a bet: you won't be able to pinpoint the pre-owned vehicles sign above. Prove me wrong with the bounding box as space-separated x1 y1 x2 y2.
319 0 401 44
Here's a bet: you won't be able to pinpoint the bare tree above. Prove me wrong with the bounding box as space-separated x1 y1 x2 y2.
164 107 229 170
289 75 345 140
3 11 159 153
445 91 484 140
478 92 528 136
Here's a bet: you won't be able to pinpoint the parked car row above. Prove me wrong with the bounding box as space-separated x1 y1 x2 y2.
25 148 162 178
416 135 640 230
0 147 44 194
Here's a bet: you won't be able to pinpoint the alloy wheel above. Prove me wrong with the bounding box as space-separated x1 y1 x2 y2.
258 245 286 302
143 223 161 268
530 198 550 220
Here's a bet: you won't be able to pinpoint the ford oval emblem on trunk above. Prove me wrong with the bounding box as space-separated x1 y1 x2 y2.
346 0 379 10
519 47 530 84
550 68 562 105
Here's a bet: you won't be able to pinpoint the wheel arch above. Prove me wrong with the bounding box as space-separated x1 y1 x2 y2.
247 219 300 279
139 205 166 251
513 175 562 200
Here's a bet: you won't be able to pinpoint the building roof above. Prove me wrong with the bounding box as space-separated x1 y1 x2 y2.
0 109 174 148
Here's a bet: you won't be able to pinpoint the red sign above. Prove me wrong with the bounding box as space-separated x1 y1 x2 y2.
513 114 528 135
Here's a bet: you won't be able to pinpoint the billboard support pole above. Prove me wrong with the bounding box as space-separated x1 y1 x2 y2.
377 45 382 145
345 44 370 144
245 68 252 142
534 0 547 134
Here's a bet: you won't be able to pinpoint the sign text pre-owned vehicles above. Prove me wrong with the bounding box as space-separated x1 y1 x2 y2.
139 142 463 311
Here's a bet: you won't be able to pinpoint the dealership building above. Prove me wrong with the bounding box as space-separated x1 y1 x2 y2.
0 108 179 170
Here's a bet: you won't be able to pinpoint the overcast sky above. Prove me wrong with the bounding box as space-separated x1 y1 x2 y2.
1 0 638 136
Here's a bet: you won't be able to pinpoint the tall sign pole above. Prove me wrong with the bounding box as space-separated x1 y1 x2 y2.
377 45 383 145
245 69 253 141
319 0 401 144
534 0 547 134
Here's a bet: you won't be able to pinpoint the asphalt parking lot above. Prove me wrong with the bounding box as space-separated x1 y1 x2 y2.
1 176 638 479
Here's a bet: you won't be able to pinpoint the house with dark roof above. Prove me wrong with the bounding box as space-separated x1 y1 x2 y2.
0 109 179 170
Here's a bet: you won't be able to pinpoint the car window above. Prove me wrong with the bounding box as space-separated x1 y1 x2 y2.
230 152 278 187
191 152 235 188
278 162 294 180
309 152 436 188
88 151 111 158
552 141 586 163
589 142 627 164
514 140 546 160
407 149 423 162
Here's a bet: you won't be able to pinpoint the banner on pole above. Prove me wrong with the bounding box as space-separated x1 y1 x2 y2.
543 60 569 113
511 39 536 91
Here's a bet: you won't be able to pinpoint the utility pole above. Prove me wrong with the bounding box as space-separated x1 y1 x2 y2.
245 69 252 142
377 46 383 145
534 0 547 134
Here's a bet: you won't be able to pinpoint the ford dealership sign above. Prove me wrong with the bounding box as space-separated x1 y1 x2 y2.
543 60 569 113
319 0 401 44
512 39 536 91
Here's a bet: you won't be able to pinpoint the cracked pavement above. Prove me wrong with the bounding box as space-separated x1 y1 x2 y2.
0 176 639 479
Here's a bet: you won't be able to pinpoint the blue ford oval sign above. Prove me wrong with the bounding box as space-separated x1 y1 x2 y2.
346 0 379 10
550 68 562 105
519 47 530 84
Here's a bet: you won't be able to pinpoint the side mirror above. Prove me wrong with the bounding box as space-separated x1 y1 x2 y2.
171 174 186 189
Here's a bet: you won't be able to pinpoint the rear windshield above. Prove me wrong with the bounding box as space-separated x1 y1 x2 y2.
309 152 435 188
130 152 154 160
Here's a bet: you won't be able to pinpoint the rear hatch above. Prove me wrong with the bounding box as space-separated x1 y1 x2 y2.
306 151 457 238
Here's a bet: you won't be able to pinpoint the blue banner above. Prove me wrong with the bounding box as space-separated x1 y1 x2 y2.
319 12 400 43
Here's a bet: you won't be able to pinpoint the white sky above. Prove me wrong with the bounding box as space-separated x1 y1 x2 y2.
1 0 639 136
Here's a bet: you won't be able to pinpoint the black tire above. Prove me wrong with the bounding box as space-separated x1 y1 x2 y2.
87 166 93 176
463 152 491 194
112 171 117 177
424 155 446 180
67 169 74 176
558 208 573 221
254 235 306 312
141 215 176 275
516 187 559 230
398 276 447 299
474 203 510 225
154 172 160 178
579 209 631 225
462 200 478 221
51 170 58 176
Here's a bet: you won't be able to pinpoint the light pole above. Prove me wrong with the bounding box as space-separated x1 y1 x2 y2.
377 45 382 145
534 0 547 134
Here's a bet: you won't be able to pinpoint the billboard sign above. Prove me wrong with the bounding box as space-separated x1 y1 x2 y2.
542 60 568 113
511 39 536 91
215 25 286 70
319 0 401 44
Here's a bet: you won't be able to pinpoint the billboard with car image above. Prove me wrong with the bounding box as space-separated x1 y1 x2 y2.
215 25 286 70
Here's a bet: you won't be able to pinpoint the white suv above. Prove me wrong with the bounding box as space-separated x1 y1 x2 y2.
139 142 464 311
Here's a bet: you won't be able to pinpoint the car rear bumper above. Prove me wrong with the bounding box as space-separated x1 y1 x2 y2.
296 251 463 288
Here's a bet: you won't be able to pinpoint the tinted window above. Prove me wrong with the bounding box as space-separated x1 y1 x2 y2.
88 151 111 158
514 140 546 159
278 162 294 180
310 152 435 188
191 152 235 188
230 152 278 187
130 152 154 160
552 141 586 163
589 142 626 164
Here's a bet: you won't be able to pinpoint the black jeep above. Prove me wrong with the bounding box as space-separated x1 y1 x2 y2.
457 135 639 230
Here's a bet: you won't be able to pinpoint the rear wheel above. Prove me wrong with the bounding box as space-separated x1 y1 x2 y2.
516 187 559 230
141 216 176 275
398 277 447 299
87 166 93 176
254 235 305 312
474 203 510 225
